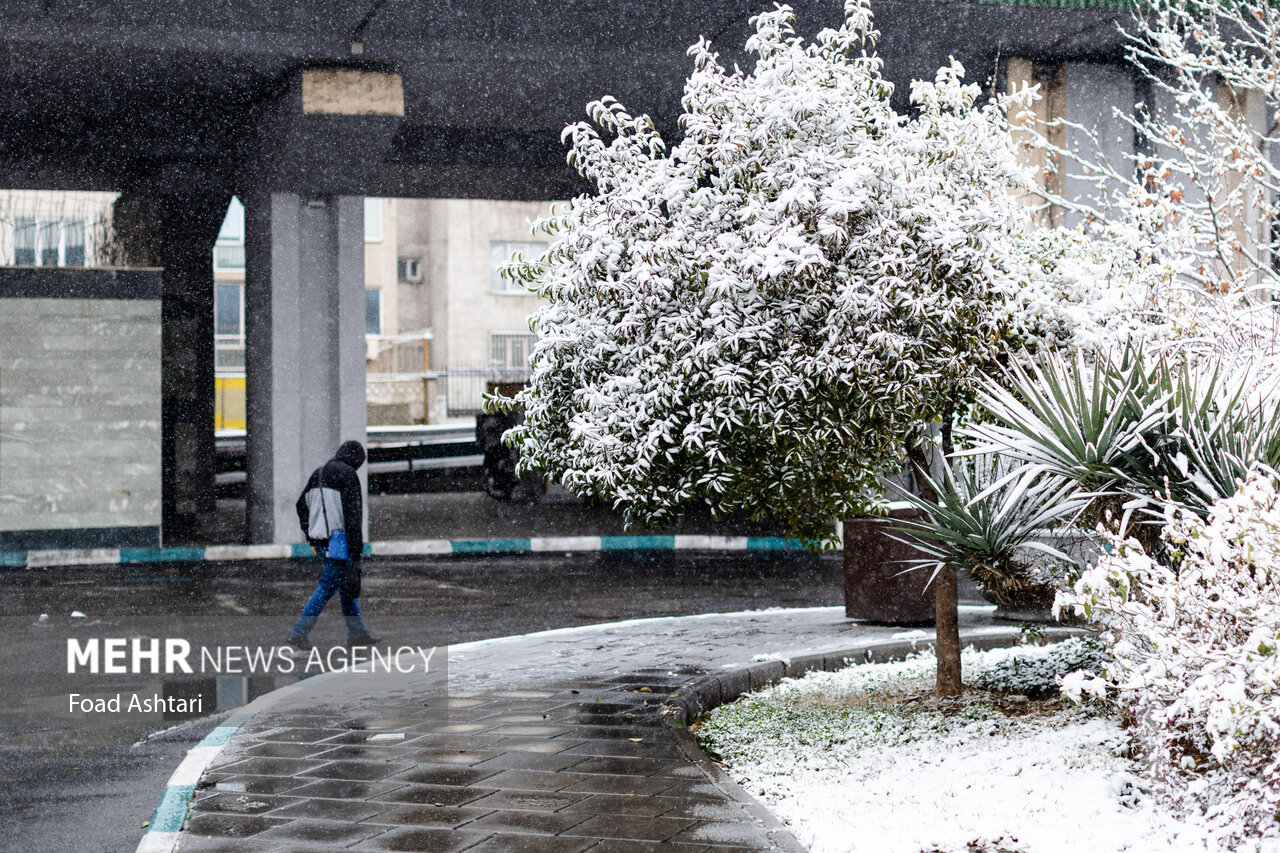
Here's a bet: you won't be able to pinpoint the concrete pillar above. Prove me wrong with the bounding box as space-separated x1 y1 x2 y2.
244 193 368 545
1006 58 1065 228
112 187 230 545
1064 62 1138 222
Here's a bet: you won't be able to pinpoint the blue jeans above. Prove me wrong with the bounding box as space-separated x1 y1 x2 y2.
290 557 368 641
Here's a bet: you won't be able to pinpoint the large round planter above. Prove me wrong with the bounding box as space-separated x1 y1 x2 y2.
843 509 935 625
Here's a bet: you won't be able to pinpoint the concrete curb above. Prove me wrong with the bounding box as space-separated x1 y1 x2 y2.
668 721 811 852
9 534 821 570
661 626 1088 725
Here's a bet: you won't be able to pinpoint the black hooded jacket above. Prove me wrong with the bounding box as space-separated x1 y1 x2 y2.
296 440 366 560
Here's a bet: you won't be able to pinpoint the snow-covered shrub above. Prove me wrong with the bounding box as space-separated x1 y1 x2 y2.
967 347 1280 533
963 347 1169 537
500 0 1039 543
1002 221 1191 355
1056 470 1280 844
972 637 1109 698
1116 362 1280 521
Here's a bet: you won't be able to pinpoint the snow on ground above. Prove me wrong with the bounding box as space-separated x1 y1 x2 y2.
696 643 1225 853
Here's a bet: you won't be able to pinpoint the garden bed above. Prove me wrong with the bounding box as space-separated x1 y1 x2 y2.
693 640 1224 853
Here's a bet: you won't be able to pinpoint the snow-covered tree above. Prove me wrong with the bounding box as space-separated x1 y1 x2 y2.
506 2 1032 534
500 0 1046 695
1041 0 1280 298
1132 0 1280 295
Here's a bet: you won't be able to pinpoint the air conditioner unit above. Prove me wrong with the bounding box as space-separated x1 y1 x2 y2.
399 257 422 283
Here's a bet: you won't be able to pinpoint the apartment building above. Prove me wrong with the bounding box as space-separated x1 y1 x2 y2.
213 196 555 427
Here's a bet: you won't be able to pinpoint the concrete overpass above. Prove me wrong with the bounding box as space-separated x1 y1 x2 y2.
0 0 1127 545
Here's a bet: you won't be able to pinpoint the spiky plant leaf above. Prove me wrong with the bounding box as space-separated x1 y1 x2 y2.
888 456 1088 603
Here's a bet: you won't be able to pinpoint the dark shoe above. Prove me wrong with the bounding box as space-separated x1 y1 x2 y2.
286 633 312 651
347 632 381 647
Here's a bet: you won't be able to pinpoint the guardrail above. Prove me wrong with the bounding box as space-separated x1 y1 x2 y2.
215 424 475 448
215 424 484 494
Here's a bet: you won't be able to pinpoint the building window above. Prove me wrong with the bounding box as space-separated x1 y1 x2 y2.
215 284 242 337
490 241 545 292
39 222 59 266
364 197 382 243
14 218 35 265
64 221 85 267
490 332 537 367
213 243 245 271
14 217 88 267
214 283 245 371
365 288 382 335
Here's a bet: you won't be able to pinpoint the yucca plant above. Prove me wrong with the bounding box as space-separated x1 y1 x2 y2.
963 347 1170 534
1117 358 1280 520
889 456 1088 609
968 347 1280 534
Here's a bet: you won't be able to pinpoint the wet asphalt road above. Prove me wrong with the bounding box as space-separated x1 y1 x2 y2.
0 550 843 852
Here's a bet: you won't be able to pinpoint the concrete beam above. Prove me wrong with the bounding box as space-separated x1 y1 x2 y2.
238 68 404 195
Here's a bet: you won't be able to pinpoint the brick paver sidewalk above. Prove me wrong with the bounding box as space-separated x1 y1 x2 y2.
171 607 1040 852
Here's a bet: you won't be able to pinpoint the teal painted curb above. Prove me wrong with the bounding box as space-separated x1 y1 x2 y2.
746 537 810 550
451 537 533 553
6 533 829 570
198 725 242 748
146 784 195 833
601 535 675 550
121 547 205 564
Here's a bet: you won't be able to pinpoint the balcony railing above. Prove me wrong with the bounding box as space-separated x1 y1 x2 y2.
215 335 244 371
366 334 432 375
443 365 531 416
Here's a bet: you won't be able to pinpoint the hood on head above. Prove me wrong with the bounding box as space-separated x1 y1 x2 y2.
334 440 366 470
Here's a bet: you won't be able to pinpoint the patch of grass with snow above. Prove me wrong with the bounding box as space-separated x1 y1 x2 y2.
696 650 1002 768
695 641 1222 853
695 644 1105 770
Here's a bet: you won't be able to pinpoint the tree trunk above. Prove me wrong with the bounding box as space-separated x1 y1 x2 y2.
934 562 962 696
941 389 956 459
909 385 962 698
907 446 938 503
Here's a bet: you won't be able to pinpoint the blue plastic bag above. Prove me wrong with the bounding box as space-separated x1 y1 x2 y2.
326 529 349 561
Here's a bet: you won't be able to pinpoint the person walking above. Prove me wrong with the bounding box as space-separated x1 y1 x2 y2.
287 439 379 649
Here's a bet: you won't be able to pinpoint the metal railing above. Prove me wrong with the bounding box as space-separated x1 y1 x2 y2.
367 334 431 375
210 332 528 420
444 365 530 415
490 333 536 367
